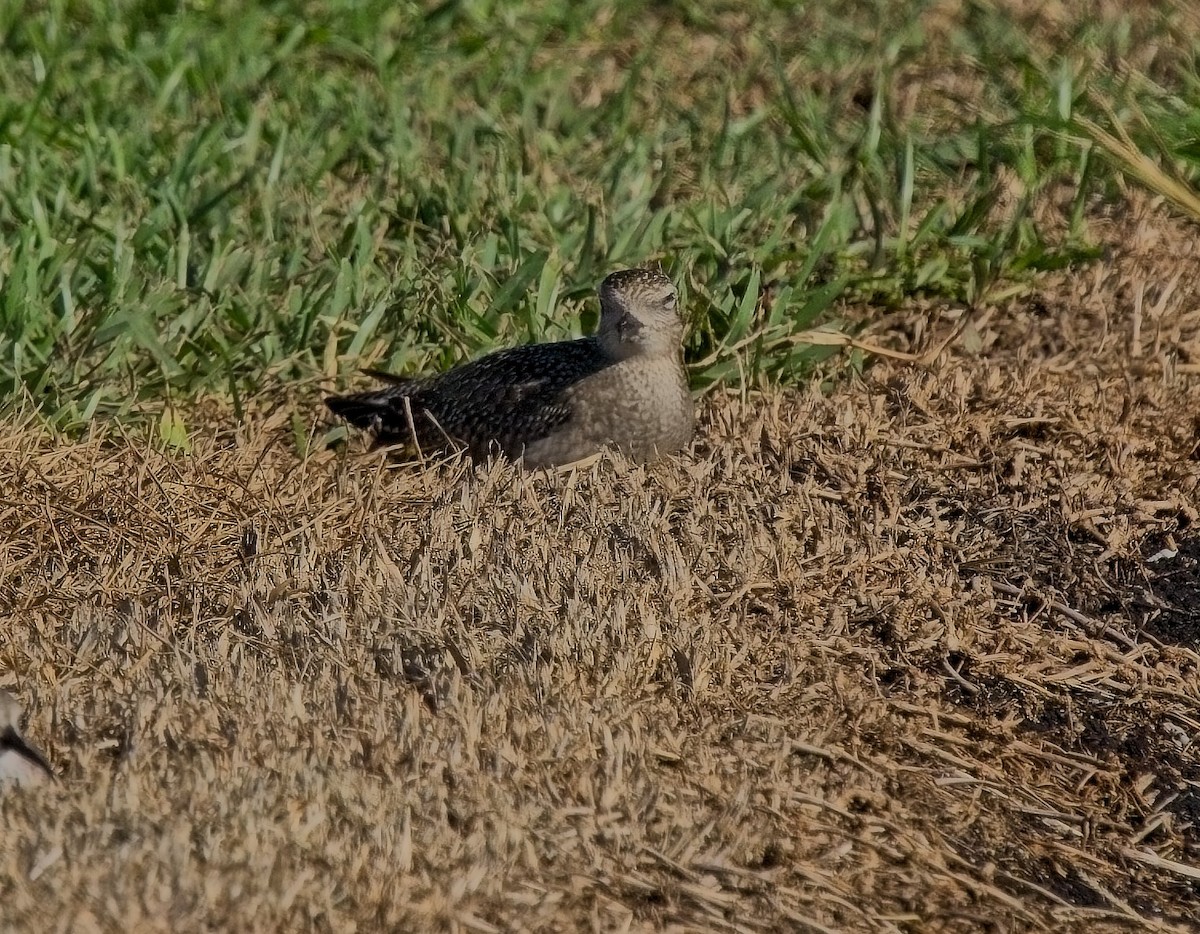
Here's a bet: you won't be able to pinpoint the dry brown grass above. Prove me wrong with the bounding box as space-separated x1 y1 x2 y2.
2 194 1199 932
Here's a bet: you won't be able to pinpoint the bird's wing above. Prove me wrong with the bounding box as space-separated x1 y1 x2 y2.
503 377 557 406
327 339 613 450
0 726 54 785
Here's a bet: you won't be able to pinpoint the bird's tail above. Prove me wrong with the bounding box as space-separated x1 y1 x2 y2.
324 391 396 431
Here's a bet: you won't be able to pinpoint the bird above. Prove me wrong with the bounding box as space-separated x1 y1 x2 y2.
0 690 54 788
325 266 695 468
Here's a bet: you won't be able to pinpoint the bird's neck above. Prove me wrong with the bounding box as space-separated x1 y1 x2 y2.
597 314 680 360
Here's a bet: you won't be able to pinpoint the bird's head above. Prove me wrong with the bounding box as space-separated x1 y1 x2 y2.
596 266 684 359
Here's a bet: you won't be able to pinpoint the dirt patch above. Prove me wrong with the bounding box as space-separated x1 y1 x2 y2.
1111 534 1200 646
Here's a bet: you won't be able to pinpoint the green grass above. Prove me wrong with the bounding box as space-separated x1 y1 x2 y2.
1 0 1197 430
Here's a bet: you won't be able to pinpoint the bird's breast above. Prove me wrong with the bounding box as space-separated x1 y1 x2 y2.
559 356 693 460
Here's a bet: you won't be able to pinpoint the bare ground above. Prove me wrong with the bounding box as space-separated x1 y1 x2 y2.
2 196 1200 933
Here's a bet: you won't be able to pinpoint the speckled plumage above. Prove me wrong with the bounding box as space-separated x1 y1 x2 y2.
326 267 694 467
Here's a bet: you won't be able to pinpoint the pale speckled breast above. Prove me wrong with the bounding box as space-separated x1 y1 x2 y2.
522 357 694 467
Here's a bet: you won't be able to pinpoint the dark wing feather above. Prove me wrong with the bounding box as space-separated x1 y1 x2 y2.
1 725 55 781
326 338 612 455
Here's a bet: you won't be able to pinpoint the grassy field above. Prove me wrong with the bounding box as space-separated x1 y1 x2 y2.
6 0 1199 428
3 1 1200 931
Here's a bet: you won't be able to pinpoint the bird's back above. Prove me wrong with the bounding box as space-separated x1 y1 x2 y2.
326 337 614 459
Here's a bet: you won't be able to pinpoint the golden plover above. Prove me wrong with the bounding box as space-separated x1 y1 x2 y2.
0 690 54 788
326 267 694 467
